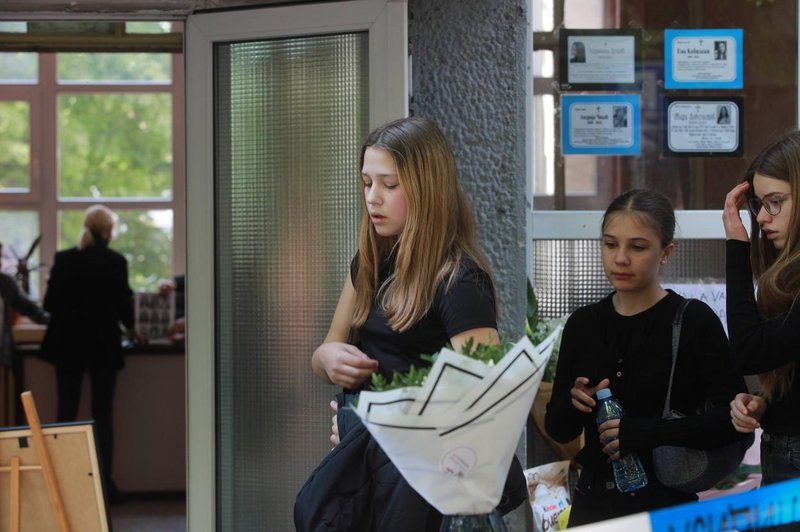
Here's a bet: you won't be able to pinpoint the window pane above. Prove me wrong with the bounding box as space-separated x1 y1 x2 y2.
533 50 553 78
0 22 26 33
0 101 30 191
564 0 606 28
58 93 172 198
0 52 38 83
533 94 554 196
533 0 554 32
126 22 172 34
0 211 40 298
59 209 172 292
58 53 171 83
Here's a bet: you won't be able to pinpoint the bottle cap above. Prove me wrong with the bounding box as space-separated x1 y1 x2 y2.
596 388 612 400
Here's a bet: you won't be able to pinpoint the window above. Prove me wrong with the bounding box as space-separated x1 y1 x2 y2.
0 28 184 298
531 1 799 320
533 1 798 211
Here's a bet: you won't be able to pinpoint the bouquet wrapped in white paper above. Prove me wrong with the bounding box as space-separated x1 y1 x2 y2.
354 330 562 517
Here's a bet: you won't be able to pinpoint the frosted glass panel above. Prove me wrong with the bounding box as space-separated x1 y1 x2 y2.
532 239 726 320
214 33 368 530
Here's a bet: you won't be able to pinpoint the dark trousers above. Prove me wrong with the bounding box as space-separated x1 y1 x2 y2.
568 472 695 527
758 433 800 531
56 363 118 488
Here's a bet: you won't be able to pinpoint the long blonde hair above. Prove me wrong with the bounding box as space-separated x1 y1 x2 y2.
78 204 117 250
352 117 494 332
746 130 800 400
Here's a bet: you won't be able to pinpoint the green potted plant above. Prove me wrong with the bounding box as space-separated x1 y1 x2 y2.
526 281 583 463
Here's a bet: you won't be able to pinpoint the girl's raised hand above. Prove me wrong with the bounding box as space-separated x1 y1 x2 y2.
723 182 751 242
316 342 379 389
730 392 766 433
570 377 610 413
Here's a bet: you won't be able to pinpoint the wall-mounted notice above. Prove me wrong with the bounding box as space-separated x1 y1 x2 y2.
664 97 743 156
559 29 641 90
663 283 727 334
664 29 743 89
561 94 640 156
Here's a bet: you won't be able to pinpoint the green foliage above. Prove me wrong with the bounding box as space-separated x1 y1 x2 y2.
58 93 172 198
368 339 515 393
526 279 567 383
369 364 431 392
0 52 37 81
58 53 171 82
0 101 30 189
366 283 570 393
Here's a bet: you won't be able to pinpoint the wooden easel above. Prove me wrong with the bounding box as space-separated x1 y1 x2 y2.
1 391 70 532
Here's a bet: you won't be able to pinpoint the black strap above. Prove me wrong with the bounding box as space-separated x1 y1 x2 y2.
662 298 692 418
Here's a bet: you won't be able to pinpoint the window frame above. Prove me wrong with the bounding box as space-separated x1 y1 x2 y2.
0 48 186 295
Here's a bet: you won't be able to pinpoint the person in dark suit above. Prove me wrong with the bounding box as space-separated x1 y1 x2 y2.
40 204 134 502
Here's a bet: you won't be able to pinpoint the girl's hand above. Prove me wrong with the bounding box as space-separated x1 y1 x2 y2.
314 342 379 389
570 377 610 413
730 392 766 433
723 182 751 242
329 400 340 447
598 418 621 460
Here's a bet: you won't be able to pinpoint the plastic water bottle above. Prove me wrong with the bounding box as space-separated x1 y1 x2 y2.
595 388 648 493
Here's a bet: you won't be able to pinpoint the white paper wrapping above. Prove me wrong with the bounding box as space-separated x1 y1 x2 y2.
354 331 561 515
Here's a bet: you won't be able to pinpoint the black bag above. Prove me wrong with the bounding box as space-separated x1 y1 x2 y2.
652 299 753 493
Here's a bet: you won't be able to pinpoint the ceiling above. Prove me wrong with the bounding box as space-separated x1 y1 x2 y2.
0 1 321 19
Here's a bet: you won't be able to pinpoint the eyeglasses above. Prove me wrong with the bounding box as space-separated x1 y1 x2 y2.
748 193 790 217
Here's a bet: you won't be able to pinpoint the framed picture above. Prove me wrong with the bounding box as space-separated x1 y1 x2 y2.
663 97 743 157
561 94 641 156
134 291 175 342
0 422 110 531
559 29 642 91
664 29 743 89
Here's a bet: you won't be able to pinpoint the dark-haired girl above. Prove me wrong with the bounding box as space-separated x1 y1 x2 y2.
546 189 747 526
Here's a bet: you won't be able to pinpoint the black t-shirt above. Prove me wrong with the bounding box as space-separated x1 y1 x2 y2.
351 253 497 383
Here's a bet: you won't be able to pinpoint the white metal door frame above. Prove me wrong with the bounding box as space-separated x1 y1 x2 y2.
184 2 407 529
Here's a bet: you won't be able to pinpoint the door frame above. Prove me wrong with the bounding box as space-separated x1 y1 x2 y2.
184 2 407 529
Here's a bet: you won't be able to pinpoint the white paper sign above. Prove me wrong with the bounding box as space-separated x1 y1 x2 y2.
568 102 634 148
567 35 636 85
667 101 740 153
663 283 727 334
670 36 736 83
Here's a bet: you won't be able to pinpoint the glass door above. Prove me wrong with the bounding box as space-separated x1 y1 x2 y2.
185 2 407 530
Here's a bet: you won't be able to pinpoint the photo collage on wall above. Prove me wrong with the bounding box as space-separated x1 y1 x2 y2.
135 291 175 343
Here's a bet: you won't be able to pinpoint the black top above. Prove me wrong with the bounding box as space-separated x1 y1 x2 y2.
545 291 746 490
40 242 134 370
351 254 497 383
726 239 800 435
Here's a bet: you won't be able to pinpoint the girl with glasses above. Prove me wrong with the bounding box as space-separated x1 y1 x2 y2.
723 130 800 517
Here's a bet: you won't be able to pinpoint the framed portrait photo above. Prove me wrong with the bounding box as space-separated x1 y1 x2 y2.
561 94 641 156
664 29 743 89
559 29 642 91
663 97 743 157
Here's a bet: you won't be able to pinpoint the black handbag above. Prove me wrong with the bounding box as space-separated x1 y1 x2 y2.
652 298 753 493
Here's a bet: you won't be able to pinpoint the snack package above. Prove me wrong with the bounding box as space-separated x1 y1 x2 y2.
525 460 571 532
